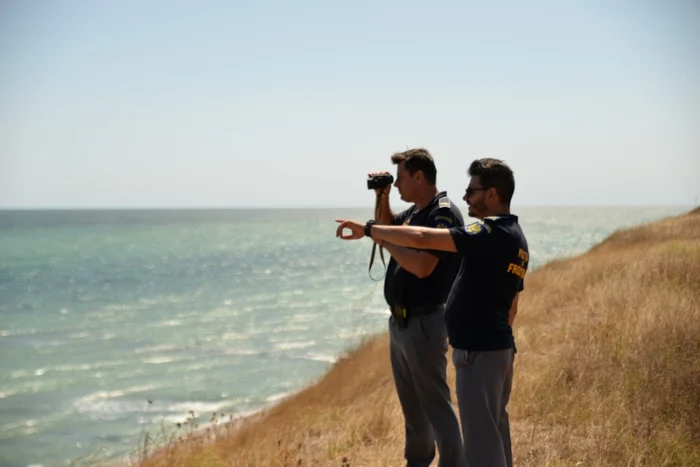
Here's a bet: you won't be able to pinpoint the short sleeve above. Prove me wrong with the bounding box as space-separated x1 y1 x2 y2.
449 220 496 257
428 207 457 230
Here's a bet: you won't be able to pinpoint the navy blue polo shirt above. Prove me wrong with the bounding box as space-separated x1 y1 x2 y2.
383 192 465 309
444 215 529 351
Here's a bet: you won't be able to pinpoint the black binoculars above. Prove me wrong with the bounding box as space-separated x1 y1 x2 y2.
367 173 394 190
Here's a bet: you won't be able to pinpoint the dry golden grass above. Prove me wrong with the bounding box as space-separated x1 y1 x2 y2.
131 209 700 467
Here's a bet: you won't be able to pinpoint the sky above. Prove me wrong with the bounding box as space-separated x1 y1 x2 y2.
1 0 698 209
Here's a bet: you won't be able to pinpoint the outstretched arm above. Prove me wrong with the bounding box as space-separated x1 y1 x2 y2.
335 220 457 252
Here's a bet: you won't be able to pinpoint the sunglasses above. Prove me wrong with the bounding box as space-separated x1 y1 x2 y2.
465 187 489 197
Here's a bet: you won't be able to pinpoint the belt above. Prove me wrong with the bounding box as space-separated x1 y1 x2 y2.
391 304 444 319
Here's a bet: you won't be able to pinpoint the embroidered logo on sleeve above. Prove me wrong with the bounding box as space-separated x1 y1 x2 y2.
465 221 491 235
434 214 454 229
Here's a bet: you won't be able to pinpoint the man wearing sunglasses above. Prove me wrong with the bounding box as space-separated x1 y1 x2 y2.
336 158 528 467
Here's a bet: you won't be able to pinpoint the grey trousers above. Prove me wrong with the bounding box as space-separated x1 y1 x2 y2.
390 311 467 467
452 348 514 467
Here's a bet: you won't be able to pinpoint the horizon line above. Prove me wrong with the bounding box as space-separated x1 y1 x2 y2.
0 204 696 211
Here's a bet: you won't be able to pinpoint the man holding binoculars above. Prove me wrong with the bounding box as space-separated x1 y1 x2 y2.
368 148 466 467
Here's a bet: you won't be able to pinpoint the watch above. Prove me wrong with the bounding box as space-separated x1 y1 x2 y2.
364 220 375 238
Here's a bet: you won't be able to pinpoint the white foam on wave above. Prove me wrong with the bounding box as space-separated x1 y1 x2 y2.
6 379 62 396
278 324 310 332
364 306 390 316
74 399 149 420
142 356 179 364
303 353 337 364
274 340 315 351
0 411 71 438
221 348 261 356
69 331 89 339
134 344 179 354
158 319 183 327
10 360 129 381
100 303 139 311
10 369 31 379
167 401 230 416
80 383 162 403
266 391 292 403
73 385 164 420
4 327 40 336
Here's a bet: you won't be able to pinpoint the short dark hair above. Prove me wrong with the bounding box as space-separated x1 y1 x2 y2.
468 158 515 205
390 148 437 185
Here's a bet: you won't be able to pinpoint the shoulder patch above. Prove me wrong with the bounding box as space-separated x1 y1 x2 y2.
465 221 492 235
434 215 454 224
438 197 451 208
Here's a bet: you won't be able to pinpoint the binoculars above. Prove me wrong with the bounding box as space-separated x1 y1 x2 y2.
367 173 394 190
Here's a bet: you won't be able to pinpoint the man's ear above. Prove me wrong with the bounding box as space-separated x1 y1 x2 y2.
487 187 497 203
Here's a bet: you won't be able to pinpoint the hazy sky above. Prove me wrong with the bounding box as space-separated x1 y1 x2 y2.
1 1 698 209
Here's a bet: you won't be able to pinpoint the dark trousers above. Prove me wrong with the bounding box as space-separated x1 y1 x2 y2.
390 311 467 467
452 348 514 467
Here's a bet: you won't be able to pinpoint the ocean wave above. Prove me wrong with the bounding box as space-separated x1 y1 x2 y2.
72 384 165 421
133 344 179 354
0 411 71 440
158 319 183 327
9 360 129 380
302 353 337 364
73 399 151 421
80 383 163 403
278 324 311 332
167 400 230 416
273 341 316 350
266 391 292 403
141 356 180 364
363 307 390 316
0 390 13 399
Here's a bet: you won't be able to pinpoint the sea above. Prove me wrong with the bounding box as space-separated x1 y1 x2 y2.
0 206 691 467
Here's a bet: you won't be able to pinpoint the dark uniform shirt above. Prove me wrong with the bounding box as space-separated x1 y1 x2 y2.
445 214 529 351
383 191 465 309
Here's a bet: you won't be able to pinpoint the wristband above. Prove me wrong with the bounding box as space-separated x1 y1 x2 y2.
364 220 375 238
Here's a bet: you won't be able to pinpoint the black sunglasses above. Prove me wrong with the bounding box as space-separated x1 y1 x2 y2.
465 187 489 197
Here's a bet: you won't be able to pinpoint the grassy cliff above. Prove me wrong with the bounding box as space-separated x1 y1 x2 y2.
133 209 700 467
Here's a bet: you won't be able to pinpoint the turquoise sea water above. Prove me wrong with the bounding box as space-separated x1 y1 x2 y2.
0 206 690 467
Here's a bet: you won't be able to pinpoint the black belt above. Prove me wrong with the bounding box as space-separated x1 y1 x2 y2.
391 304 444 319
